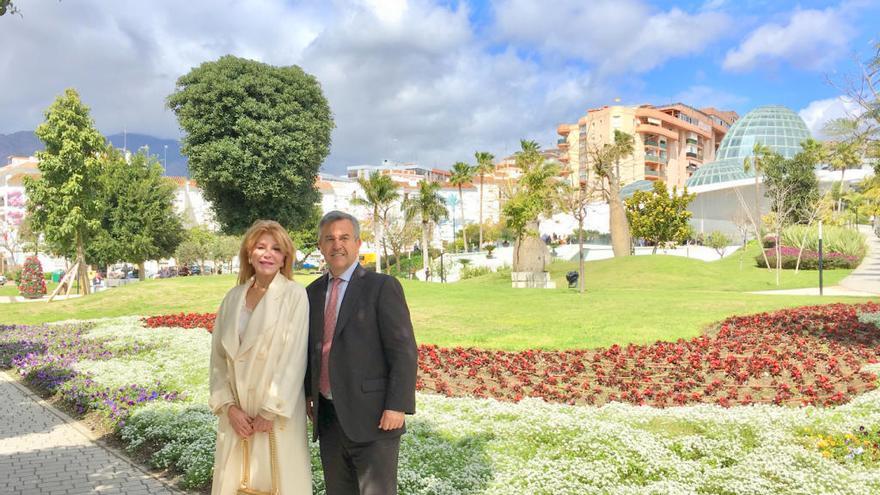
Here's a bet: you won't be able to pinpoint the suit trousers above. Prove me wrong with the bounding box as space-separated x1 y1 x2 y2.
318 396 401 495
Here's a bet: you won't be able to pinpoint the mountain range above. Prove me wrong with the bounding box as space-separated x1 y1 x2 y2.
0 131 189 177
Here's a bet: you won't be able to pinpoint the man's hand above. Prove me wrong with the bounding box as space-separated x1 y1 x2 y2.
228 405 254 438
378 410 405 431
306 398 314 423
252 415 274 433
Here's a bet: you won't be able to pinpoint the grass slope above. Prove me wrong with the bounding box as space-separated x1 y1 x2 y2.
0 242 873 350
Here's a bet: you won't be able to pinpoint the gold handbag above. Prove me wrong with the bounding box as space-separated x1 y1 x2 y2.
237 427 280 495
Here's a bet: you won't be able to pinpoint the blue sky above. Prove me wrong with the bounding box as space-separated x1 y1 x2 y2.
1 0 878 174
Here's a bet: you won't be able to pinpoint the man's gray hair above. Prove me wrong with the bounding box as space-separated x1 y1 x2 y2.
318 210 361 239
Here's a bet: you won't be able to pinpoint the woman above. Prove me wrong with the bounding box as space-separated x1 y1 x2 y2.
209 220 311 494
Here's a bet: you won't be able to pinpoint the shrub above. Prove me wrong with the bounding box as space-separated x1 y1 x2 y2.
782 225 866 259
460 265 492 280
756 246 861 270
18 255 46 298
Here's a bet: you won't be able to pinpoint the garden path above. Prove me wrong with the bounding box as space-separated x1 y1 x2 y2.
752 225 880 297
0 371 181 495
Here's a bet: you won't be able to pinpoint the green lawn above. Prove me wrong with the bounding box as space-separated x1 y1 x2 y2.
0 243 874 350
0 281 60 297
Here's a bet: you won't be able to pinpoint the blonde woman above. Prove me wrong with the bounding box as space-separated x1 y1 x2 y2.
209 220 311 494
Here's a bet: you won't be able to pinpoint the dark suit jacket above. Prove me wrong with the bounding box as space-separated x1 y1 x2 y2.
306 264 418 443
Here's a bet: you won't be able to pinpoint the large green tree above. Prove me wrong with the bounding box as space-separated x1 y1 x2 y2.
353 173 399 273
449 161 474 251
404 180 447 278
763 139 821 224
25 89 106 295
167 55 333 233
90 148 184 279
625 181 695 253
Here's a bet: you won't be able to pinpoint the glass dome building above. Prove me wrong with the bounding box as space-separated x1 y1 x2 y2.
686 105 812 187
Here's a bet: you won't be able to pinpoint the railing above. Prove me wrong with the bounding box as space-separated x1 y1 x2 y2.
644 152 668 164
644 167 666 179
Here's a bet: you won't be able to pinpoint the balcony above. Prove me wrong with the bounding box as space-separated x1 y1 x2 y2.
644 152 668 164
686 152 703 160
635 123 678 141
644 167 666 180
644 139 659 147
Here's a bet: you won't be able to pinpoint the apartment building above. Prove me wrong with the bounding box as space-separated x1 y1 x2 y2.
557 103 738 190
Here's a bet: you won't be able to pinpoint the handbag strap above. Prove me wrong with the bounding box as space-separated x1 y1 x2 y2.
239 427 280 495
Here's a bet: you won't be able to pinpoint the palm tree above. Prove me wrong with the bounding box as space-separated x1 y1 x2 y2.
474 151 495 251
404 180 447 279
449 161 474 251
353 172 399 273
824 118 869 213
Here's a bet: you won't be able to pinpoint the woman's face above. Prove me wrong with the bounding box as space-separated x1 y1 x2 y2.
250 232 285 278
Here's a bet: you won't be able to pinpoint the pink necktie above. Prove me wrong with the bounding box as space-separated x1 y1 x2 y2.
320 277 342 397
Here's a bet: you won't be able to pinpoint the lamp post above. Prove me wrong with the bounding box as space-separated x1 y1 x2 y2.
163 145 168 175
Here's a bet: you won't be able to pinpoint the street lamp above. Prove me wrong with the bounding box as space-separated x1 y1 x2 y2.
163 145 168 175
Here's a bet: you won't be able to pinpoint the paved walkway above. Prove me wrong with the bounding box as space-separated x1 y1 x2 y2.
0 371 181 495
751 225 880 297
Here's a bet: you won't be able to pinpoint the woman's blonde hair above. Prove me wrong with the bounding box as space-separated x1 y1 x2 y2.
237 220 295 285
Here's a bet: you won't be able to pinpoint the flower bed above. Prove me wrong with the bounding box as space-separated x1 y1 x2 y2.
143 312 215 332
416 303 880 408
756 246 862 269
0 322 184 422
145 304 880 409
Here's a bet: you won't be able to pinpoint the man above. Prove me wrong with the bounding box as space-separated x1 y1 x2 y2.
306 210 418 495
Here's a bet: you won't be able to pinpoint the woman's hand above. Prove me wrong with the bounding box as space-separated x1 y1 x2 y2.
252 415 274 433
228 405 254 438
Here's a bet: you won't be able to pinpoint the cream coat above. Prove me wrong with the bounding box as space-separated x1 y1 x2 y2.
209 273 311 495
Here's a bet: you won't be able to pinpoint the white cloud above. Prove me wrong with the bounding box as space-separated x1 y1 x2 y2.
722 7 855 72
493 0 731 74
671 85 748 110
798 96 861 139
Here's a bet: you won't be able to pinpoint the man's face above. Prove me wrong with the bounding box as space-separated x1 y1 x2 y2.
318 219 362 276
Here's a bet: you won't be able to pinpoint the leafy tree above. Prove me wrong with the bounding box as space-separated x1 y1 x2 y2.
449 161 474 252
624 181 695 253
25 89 106 295
210 235 240 274
474 151 495 250
90 148 184 280
404 180 447 278
0 0 20 16
353 173 399 273
383 208 419 275
763 139 821 224
706 231 731 259
175 227 214 274
589 130 633 257
167 55 333 233
289 206 321 268
557 173 599 293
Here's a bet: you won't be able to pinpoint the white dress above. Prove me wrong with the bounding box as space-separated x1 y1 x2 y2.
208 274 312 494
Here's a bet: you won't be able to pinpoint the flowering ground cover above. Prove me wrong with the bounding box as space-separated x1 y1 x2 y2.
4 305 880 493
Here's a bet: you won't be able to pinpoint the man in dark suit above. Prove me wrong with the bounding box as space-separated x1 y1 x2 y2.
306 210 418 495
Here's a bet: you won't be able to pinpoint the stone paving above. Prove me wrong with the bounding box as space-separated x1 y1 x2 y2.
0 371 181 495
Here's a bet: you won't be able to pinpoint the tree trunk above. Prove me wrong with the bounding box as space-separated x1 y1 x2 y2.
459 186 467 252
374 206 382 274
577 216 585 294
422 221 430 280
478 175 484 251
838 168 846 213
138 261 146 281
76 236 90 296
608 179 631 257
